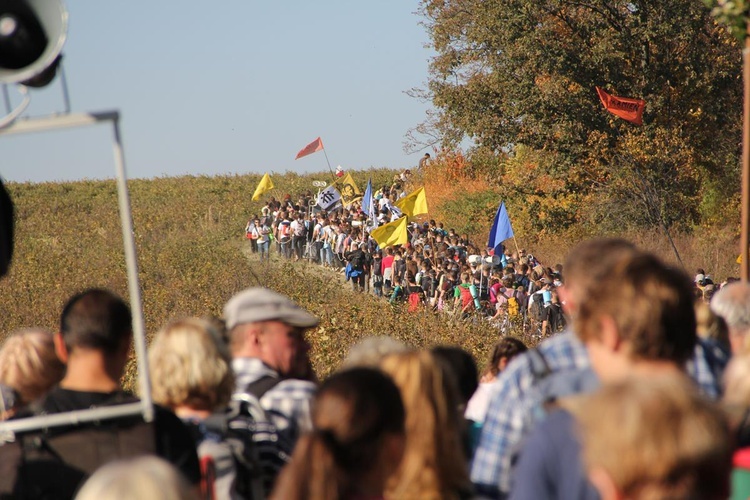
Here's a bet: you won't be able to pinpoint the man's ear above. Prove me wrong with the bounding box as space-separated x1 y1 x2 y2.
558 285 575 315
54 332 69 364
600 315 623 352
588 466 623 500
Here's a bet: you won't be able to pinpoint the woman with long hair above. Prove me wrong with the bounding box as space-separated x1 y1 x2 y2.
379 350 472 499
271 367 406 500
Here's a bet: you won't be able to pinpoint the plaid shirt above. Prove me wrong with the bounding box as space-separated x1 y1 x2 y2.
232 357 316 446
470 331 726 498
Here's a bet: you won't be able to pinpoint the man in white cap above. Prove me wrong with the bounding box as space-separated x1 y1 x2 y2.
224 287 319 448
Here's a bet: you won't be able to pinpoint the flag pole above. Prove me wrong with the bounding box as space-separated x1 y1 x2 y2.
322 148 335 179
512 235 521 258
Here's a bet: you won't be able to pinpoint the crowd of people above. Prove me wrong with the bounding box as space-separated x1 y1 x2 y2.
1 235 750 499
245 182 567 338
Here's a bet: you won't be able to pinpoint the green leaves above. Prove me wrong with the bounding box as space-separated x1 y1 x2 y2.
704 0 750 41
415 0 743 231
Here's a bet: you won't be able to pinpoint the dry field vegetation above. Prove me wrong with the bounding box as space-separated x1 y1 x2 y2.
1 171 495 390
0 170 742 390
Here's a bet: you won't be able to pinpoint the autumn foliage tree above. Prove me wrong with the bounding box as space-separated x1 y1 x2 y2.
412 0 743 230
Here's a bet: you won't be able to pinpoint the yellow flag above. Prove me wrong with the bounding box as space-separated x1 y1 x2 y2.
252 173 274 201
337 173 362 204
370 217 408 249
395 187 428 217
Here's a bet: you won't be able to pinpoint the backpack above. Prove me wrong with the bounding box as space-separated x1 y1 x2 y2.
407 287 425 313
530 293 545 322
350 252 364 271
0 411 158 499
187 393 288 500
507 296 520 317
459 285 475 309
279 222 291 242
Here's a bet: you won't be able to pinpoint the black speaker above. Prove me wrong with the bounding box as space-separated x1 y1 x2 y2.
0 0 67 88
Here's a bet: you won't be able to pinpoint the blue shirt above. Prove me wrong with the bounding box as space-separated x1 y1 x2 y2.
509 409 599 500
470 331 727 498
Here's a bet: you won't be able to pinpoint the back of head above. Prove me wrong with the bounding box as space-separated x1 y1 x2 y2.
272 367 405 500
575 252 697 366
149 317 234 412
430 345 479 406
0 328 65 406
341 336 409 369
710 281 750 338
575 374 731 500
74 456 198 500
60 289 132 355
313 367 405 453
563 238 638 308
487 337 528 378
379 350 469 498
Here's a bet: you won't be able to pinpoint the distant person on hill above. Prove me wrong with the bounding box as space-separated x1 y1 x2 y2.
419 153 431 170
454 271 480 318
256 217 272 261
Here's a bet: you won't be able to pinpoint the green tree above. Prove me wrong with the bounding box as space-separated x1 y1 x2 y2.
413 0 743 228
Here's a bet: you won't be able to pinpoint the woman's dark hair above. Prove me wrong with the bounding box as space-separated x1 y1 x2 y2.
487 337 528 378
431 345 479 405
271 367 405 500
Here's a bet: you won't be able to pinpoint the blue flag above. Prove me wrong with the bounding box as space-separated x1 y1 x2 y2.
362 178 377 228
488 202 514 253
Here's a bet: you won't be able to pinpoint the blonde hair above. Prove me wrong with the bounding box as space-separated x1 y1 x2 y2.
379 350 469 499
575 375 731 500
149 317 234 411
74 456 198 500
0 328 65 404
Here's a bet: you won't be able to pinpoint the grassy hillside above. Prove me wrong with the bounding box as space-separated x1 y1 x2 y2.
1 169 742 390
1 171 499 390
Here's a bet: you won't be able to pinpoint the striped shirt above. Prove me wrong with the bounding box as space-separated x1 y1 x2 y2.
232 357 316 447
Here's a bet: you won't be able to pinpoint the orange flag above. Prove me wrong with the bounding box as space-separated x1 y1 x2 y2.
295 137 324 160
596 87 645 126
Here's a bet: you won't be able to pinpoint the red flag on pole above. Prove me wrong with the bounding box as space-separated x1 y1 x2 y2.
596 87 646 126
295 137 324 160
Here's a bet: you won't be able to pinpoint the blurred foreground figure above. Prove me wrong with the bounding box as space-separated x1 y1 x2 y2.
75 456 198 500
0 328 65 420
576 376 731 500
0 288 200 499
271 367 406 500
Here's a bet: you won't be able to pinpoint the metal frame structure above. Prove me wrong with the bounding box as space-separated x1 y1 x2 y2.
0 110 153 435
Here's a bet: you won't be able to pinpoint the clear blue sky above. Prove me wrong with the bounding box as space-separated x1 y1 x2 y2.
1 1 434 183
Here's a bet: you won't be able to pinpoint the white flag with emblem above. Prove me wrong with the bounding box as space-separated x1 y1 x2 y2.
317 185 342 211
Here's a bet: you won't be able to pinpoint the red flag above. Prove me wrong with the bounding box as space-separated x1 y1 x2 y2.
596 87 645 126
295 137 324 160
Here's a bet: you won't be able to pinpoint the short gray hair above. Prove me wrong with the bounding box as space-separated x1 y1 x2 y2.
710 282 750 336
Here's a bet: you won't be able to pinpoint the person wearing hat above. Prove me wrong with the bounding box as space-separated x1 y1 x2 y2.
225 287 319 447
